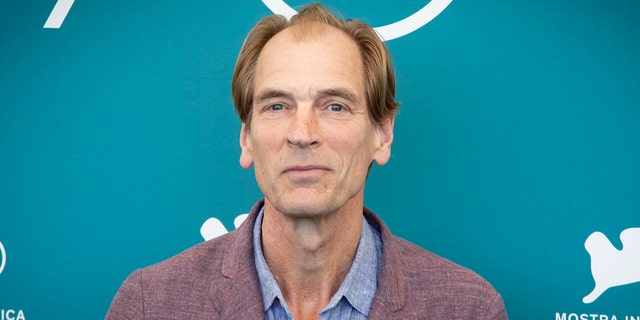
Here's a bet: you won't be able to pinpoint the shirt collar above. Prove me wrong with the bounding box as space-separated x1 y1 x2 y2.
252 206 381 316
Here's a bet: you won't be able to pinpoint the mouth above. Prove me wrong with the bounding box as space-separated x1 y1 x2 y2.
282 165 331 174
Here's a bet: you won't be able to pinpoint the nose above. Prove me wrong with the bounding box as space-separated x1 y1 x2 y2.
287 106 320 148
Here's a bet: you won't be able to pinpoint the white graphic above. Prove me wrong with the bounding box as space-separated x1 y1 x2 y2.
43 0 75 29
0 241 6 275
583 227 640 304
260 0 452 41
200 214 249 241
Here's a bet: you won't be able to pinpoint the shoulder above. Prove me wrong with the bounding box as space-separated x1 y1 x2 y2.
364 208 507 319
387 235 507 319
391 236 497 294
106 231 244 319
141 232 234 280
106 200 266 319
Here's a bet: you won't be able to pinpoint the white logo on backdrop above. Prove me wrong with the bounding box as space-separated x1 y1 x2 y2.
43 0 452 34
44 0 75 29
261 0 452 41
583 227 640 303
200 214 249 241
0 241 6 275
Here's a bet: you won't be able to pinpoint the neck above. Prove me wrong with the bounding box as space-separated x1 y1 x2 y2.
260 197 364 319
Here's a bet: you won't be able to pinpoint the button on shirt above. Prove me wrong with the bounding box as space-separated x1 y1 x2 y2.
253 208 383 320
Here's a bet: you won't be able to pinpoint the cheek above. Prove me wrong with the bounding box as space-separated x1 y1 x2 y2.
250 130 283 166
344 123 379 151
333 132 377 167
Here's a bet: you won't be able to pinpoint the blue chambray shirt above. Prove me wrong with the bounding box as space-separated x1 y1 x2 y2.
253 207 383 320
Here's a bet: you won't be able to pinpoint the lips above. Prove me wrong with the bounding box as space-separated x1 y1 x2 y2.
282 165 330 174
281 165 330 183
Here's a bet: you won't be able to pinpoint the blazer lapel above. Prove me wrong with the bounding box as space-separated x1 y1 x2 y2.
365 209 416 320
210 201 266 319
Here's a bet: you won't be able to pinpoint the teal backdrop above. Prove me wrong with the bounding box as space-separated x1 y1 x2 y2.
1 0 639 319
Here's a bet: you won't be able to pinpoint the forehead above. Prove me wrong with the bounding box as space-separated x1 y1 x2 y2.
254 25 364 96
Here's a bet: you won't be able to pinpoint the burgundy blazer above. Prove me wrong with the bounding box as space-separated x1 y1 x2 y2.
106 200 508 319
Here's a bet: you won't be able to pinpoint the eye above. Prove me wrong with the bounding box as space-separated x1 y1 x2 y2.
269 104 284 111
328 104 344 112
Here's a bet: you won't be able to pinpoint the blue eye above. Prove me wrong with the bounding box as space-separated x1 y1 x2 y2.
270 104 284 111
329 104 343 112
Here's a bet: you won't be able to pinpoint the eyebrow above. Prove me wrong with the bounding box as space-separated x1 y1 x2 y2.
255 89 289 104
318 88 360 104
254 88 360 104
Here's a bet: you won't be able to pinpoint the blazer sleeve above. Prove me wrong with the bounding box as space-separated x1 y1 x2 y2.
105 269 145 320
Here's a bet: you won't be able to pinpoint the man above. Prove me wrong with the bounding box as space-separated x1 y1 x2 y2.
107 3 507 319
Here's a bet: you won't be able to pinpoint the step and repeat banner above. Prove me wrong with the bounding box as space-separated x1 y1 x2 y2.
1 0 639 319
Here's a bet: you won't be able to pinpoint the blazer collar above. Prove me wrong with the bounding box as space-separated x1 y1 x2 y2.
221 200 264 278
364 208 412 318
211 200 265 319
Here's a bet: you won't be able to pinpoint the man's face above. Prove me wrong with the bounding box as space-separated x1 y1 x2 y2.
239 26 394 218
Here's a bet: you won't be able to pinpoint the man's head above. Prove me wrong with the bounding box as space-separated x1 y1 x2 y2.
233 4 398 217
232 3 399 128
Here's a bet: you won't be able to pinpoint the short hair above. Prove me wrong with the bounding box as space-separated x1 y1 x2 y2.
231 3 400 128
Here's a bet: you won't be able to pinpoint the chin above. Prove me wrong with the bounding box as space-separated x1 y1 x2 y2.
280 204 333 218
265 188 361 218
271 197 339 218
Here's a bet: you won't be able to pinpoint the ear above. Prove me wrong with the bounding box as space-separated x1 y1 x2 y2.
373 116 395 166
239 123 254 169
